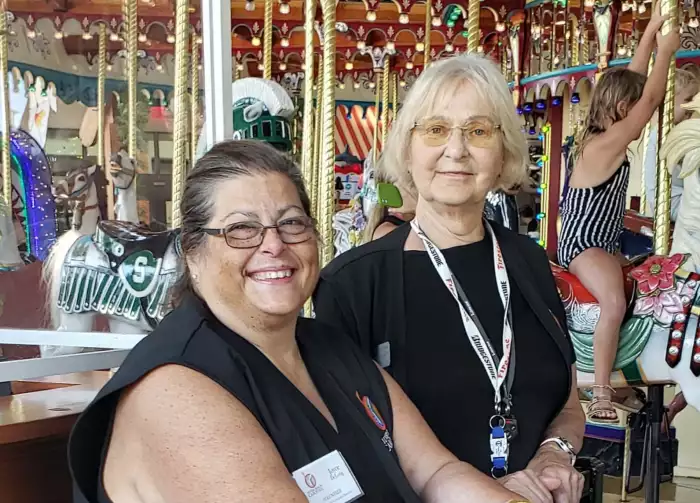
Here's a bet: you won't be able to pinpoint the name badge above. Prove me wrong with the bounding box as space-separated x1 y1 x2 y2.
292 450 364 503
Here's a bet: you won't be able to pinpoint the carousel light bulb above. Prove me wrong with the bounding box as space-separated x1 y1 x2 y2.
345 61 354 70
54 31 64 39
399 13 410 24
415 41 425 52
357 40 366 50
110 32 119 41
107 64 113 71
237 63 245 71
584 0 594 6
258 63 264 71
621 1 631 11
279 1 290 14
82 31 92 40
245 0 256 11
26 29 36 38
386 41 395 52
445 43 454 52
353 81 360 89
496 22 506 33
399 80 406 87
617 46 627 56
167 34 175 43
369 81 376 89
638 4 646 13
279 62 287 71
432 17 441 27
156 63 163 71
281 37 290 47
301 63 306 70
406 61 414 69
477 45 484 53
339 82 345 90
251 36 261 46
366 10 377 22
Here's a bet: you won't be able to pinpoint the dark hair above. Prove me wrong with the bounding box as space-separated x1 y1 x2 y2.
169 139 314 307
574 67 647 159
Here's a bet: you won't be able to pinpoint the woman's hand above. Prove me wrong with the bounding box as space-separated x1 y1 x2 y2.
498 469 560 503
656 26 681 55
647 1 668 35
526 448 584 503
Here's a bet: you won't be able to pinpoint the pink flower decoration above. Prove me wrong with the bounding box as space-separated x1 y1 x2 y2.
630 254 685 296
633 291 685 326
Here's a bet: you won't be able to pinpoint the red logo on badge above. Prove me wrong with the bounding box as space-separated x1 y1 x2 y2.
304 473 317 488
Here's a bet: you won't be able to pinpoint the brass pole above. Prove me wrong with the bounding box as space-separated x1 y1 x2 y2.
640 55 655 215
381 57 390 148
424 0 432 68
500 39 507 77
124 0 138 157
97 24 107 169
372 71 381 166
550 10 556 71
263 0 273 80
301 0 316 189
0 5 10 208
582 26 589 64
467 0 480 53
654 0 677 255
571 17 579 66
318 0 336 266
312 60 323 220
391 71 398 126
621 422 632 502
191 33 200 164
170 0 190 228
540 122 551 249
234 63 241 80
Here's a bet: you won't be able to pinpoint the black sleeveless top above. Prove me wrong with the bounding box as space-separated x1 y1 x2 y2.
68 294 419 503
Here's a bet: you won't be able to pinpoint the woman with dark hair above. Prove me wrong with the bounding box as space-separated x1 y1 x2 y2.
68 140 526 503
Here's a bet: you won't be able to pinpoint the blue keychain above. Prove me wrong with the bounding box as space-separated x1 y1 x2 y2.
490 415 509 478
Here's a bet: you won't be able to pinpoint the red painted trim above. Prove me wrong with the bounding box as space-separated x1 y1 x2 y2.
546 101 564 260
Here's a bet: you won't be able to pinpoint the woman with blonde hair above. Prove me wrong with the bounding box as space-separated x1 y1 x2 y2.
314 54 586 503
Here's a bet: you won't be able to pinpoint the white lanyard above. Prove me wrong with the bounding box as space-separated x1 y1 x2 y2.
410 219 514 407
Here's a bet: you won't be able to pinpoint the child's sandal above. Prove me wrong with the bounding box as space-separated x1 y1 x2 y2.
587 385 619 424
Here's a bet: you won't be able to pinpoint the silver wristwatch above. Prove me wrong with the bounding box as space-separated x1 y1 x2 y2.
539 437 577 465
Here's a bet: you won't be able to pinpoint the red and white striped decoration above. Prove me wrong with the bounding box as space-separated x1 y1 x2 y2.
335 104 384 160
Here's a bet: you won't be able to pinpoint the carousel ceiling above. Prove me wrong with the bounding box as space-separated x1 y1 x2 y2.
4 0 678 84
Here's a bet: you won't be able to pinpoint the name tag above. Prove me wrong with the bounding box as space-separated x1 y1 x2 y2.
292 450 364 503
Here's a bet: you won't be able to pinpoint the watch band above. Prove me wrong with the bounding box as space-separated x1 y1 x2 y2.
539 437 577 465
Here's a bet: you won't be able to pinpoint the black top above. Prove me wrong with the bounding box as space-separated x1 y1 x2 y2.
68 294 420 503
403 235 569 473
313 222 575 475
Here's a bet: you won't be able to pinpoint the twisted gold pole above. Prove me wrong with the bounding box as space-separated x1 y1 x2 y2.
312 59 323 220
467 0 480 53
381 57 390 148
97 24 107 169
170 0 189 228
191 34 200 164
500 40 507 76
234 63 241 80
391 71 398 126
571 18 579 66
640 56 655 215
582 28 589 65
0 6 10 209
550 10 556 71
372 70 381 166
124 0 138 157
541 123 551 249
301 0 316 190
318 0 336 266
424 0 432 68
654 0 677 255
263 0 273 80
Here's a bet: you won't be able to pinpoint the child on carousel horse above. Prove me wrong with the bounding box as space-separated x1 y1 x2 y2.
557 4 679 424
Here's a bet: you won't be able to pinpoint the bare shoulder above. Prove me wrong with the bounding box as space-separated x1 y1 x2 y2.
103 364 306 503
373 222 399 240
570 140 626 188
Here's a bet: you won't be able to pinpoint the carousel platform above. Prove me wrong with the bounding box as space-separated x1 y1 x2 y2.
0 371 110 503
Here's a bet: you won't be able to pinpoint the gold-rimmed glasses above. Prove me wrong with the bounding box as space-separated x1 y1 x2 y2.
411 117 502 148
201 216 315 249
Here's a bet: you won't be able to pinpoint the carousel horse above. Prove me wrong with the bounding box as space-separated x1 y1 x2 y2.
484 190 519 231
551 102 700 416
110 149 139 223
53 163 102 235
44 78 297 356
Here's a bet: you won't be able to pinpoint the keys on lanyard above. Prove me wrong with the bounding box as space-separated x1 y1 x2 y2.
490 400 518 478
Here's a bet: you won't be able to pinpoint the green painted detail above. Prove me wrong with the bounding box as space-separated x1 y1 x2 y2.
232 98 292 152
572 316 654 373
119 250 159 294
620 361 645 386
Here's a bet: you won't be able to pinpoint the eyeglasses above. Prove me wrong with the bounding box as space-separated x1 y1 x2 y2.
411 117 502 148
201 216 315 249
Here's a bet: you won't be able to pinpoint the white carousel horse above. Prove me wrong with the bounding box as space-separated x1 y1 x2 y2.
0 195 22 271
53 163 101 235
0 69 29 131
27 79 57 149
110 149 139 223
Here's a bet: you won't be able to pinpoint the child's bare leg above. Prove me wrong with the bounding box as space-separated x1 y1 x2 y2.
569 247 627 422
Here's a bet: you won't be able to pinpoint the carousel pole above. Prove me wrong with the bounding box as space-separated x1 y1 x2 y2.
424 0 432 68
381 57 390 148
301 0 316 189
571 18 579 66
263 0 273 80
191 33 200 164
0 5 10 209
391 71 398 125
312 57 323 220
654 0 677 255
467 0 480 53
640 55 655 215
550 8 556 71
124 0 138 158
372 70 381 165
170 0 190 228
97 24 107 170
318 0 336 267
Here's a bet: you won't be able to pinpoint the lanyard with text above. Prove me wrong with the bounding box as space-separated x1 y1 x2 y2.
410 219 517 477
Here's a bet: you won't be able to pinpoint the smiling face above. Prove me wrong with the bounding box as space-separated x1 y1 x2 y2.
189 171 318 322
408 81 505 209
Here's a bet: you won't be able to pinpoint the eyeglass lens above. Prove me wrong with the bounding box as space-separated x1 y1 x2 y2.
224 219 313 248
417 119 498 148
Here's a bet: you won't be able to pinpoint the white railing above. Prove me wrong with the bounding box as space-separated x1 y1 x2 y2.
0 329 145 382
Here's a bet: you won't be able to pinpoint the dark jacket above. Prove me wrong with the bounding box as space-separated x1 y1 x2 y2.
313 222 575 390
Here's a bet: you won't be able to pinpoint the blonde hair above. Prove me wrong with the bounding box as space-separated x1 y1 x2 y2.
378 54 528 194
676 67 700 97
574 67 646 159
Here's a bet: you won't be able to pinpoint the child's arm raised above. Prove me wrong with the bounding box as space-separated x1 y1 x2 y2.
628 2 667 74
592 28 680 172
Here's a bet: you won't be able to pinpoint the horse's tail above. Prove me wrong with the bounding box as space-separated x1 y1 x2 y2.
42 229 82 329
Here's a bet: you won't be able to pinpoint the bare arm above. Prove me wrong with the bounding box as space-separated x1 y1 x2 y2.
629 2 668 73
380 367 521 503
103 365 308 503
